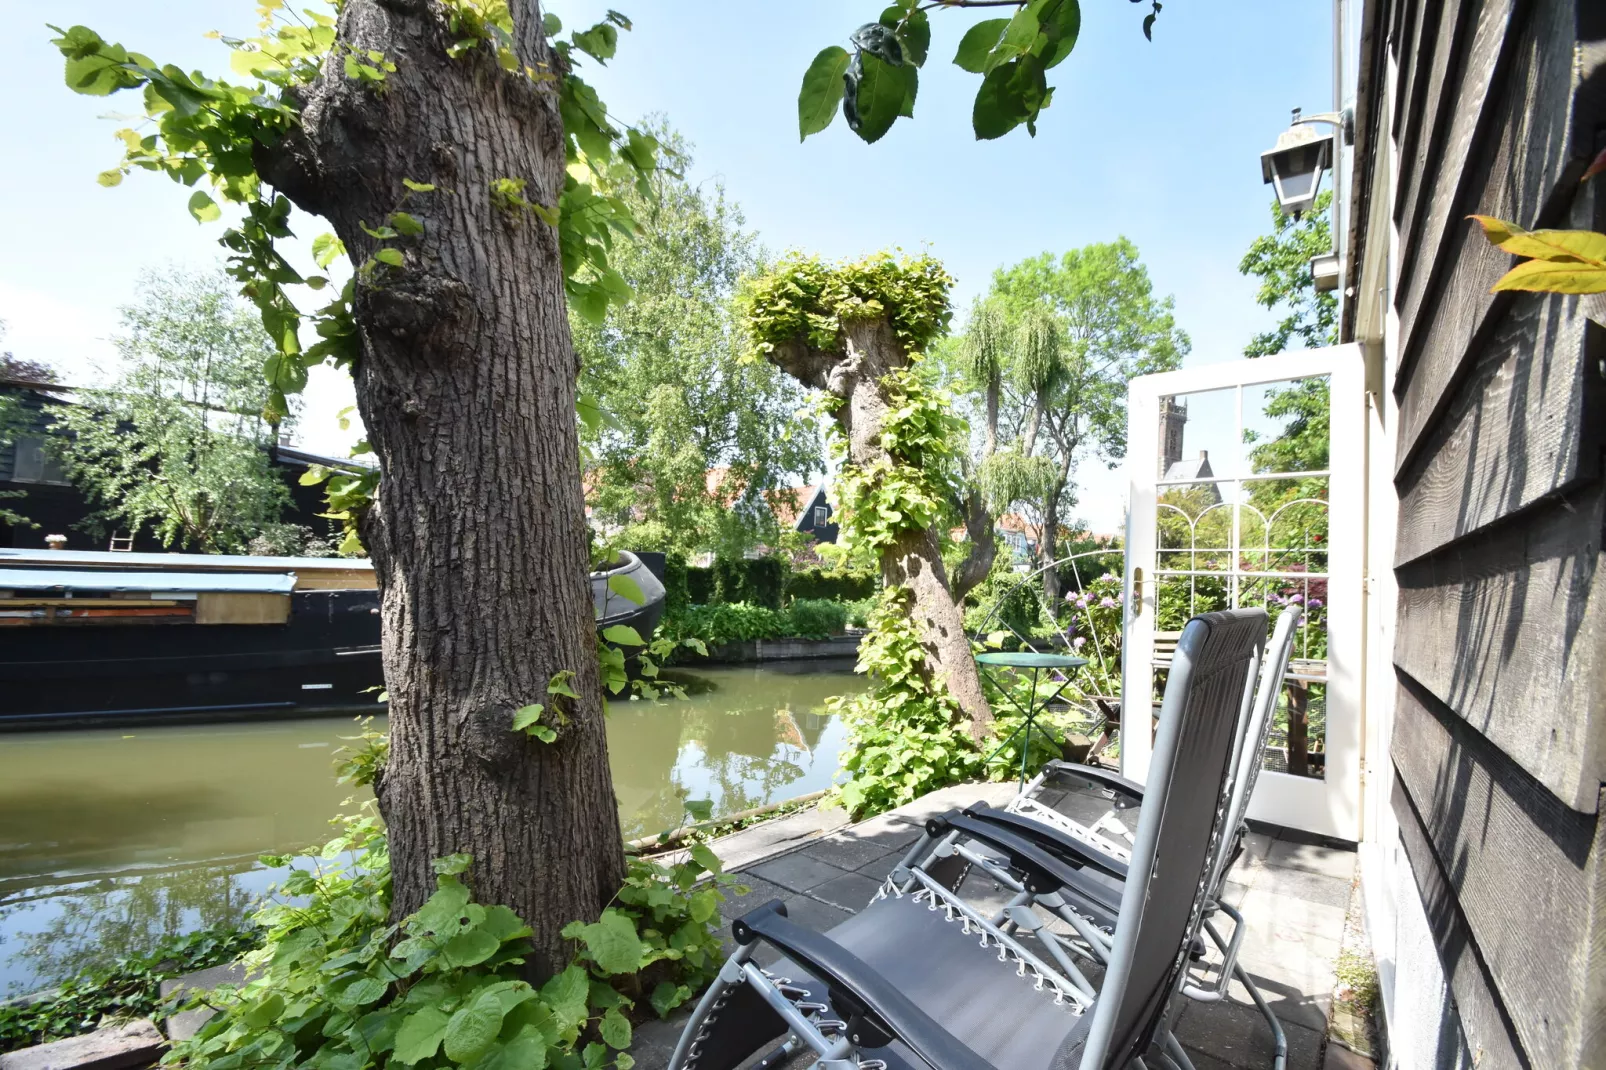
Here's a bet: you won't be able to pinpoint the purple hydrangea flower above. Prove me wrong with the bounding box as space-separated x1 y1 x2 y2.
1073 636 1087 648
1100 596 1117 608
1288 594 1304 604
1075 598 1088 609
1308 598 1323 608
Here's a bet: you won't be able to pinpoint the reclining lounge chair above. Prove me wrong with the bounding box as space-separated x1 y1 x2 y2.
926 608 1304 1068
666 608 1267 1070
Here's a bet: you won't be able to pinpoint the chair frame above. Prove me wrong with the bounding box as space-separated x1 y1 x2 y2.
667 609 1268 1070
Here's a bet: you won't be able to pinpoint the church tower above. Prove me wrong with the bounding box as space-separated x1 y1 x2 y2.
1158 396 1187 478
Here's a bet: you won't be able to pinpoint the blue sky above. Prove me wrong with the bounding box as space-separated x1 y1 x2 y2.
0 2 1334 534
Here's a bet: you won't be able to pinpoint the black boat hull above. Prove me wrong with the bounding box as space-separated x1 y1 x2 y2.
0 554 667 730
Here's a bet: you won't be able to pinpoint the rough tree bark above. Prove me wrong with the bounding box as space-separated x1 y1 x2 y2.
770 320 992 740
256 0 623 976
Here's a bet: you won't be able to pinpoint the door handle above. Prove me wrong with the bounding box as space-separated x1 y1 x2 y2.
1132 567 1143 616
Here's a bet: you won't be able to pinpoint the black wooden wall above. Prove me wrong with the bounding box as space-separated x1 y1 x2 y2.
1380 0 1606 1066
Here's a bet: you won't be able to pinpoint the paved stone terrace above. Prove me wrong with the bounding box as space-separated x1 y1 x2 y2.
633 780 1368 1070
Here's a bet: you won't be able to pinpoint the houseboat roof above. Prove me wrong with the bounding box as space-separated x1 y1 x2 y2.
0 568 297 595
0 548 373 573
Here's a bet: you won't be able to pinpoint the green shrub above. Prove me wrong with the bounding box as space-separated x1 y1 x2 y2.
782 599 848 639
843 597 874 628
662 602 785 646
785 568 876 603
710 556 786 609
0 926 261 1052
660 551 691 613
684 566 715 605
169 808 737 1070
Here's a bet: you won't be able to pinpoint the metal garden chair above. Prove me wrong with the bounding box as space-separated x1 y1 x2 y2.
666 608 1267 1070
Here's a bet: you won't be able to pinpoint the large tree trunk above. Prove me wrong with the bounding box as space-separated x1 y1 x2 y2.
771 320 991 740
257 0 623 976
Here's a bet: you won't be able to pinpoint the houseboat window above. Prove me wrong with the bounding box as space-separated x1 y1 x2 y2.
10 436 70 486
813 505 829 526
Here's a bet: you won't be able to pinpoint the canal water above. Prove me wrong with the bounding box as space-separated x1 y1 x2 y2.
0 662 861 995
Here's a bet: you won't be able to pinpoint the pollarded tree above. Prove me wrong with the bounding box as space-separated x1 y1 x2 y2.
745 253 992 739
52 4 663 973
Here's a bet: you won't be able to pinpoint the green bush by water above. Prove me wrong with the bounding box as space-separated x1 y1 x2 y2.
661 599 848 647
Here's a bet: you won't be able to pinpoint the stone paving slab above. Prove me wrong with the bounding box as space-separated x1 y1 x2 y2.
0 1020 164 1070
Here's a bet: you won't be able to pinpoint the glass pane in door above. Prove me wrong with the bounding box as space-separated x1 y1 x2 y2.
1153 374 1332 779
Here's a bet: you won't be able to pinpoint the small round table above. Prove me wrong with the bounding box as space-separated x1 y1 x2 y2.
975 651 1089 789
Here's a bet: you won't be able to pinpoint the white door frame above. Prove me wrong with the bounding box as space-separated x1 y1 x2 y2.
1121 345 1366 841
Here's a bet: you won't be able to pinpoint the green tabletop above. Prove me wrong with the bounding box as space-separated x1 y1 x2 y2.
974 652 1088 669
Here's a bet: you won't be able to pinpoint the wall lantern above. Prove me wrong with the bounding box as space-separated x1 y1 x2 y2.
1260 109 1336 220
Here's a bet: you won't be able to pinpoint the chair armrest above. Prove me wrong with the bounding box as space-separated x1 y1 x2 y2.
731 900 993 1070
963 802 1129 881
931 811 1106 895
1044 760 1148 804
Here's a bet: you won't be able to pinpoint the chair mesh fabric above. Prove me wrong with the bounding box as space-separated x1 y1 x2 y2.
813 890 1093 1070
1100 609 1266 1069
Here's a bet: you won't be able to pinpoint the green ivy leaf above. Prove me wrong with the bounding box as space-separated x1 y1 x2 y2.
342 976 389 1006
880 6 930 67
600 624 644 647
187 190 221 222
540 965 590 1033
389 211 424 236
402 177 436 192
393 1006 450 1065
683 799 714 822
687 889 718 924
375 247 404 267
547 670 579 699
432 853 473 875
1037 0 1082 69
953 18 1009 73
606 573 645 605
573 22 619 63
687 843 722 877
849 52 914 143
512 704 545 732
649 982 690 1018
442 928 501 968
599 1007 631 1050
443 992 506 1064
411 876 471 936
572 909 646 974
797 46 850 140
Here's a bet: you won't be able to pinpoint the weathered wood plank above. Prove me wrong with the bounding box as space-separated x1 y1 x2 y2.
1394 0 1598 469
1391 678 1600 1068
1583 785 1606 1070
1391 778 1530 1070
1392 0 1444 222
1393 484 1606 812
1393 292 1603 566
1393 0 1515 339
1388 0 1417 140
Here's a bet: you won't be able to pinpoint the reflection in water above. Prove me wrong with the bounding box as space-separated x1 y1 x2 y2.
0 664 859 995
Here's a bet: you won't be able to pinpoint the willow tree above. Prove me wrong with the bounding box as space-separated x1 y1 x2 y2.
961 241 1188 599
52 4 662 972
744 253 991 738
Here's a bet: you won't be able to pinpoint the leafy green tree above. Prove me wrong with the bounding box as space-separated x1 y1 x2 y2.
956 240 1188 599
574 130 820 557
799 0 1161 144
52 4 666 964
0 321 52 530
1240 191 1337 358
51 268 290 554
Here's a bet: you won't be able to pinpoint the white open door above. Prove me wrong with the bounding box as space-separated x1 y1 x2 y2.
1122 346 1365 841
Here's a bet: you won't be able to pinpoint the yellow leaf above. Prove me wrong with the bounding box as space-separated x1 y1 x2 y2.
1469 215 1606 266
1490 258 1606 294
